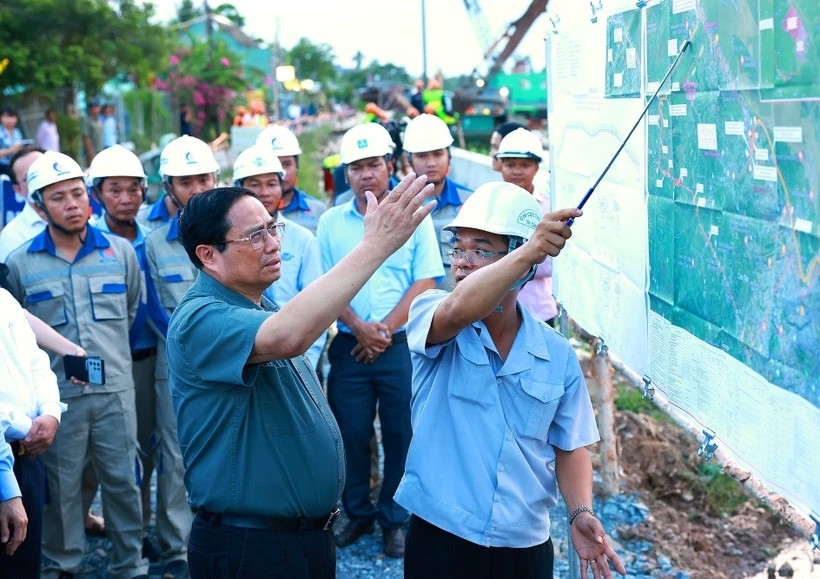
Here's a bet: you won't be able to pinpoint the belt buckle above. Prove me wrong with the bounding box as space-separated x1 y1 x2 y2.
323 507 341 531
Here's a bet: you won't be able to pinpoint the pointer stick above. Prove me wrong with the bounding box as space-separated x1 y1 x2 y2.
566 39 692 227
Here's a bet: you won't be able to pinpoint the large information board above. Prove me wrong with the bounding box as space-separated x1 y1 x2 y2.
547 0 818 520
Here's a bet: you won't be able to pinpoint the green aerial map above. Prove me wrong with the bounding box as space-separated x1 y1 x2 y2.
644 0 819 405
605 7 642 97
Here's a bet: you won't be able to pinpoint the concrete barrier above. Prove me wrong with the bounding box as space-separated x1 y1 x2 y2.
450 147 551 198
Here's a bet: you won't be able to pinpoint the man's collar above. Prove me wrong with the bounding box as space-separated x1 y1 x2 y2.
282 188 311 212
28 224 110 260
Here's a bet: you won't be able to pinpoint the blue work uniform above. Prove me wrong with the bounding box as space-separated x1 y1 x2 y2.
4 225 148 577
93 215 190 566
395 290 600 547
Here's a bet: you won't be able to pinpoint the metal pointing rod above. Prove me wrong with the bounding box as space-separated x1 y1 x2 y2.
566 39 692 227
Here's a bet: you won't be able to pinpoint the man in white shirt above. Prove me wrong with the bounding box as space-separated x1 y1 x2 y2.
0 148 45 262
35 110 60 153
0 284 64 577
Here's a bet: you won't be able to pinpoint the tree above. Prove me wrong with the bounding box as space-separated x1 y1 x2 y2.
286 38 337 87
174 0 200 23
213 3 245 28
154 36 261 140
0 0 170 97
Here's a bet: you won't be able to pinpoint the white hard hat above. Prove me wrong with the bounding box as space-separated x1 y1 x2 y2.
496 128 544 162
255 124 302 156
233 145 286 184
159 135 219 178
88 144 147 185
444 181 541 241
339 123 393 165
402 113 454 153
26 151 85 203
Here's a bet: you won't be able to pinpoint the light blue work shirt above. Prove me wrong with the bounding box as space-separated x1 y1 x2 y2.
0 417 21 501
316 198 444 335
168 271 344 518
262 216 325 368
92 215 163 351
394 290 600 548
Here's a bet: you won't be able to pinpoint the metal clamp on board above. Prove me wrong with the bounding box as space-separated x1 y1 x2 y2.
697 429 718 461
590 1 603 23
809 514 820 551
641 375 655 401
635 0 647 8
595 337 609 358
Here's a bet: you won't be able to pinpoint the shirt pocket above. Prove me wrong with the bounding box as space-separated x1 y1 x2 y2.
257 364 318 436
449 335 495 408
88 276 128 321
514 377 565 440
25 283 68 327
157 266 196 310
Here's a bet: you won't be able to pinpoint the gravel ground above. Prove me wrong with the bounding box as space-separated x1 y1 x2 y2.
72 475 689 579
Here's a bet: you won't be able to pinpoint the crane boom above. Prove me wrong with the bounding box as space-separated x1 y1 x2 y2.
483 0 550 83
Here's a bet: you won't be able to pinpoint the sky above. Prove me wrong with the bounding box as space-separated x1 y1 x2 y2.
150 0 550 78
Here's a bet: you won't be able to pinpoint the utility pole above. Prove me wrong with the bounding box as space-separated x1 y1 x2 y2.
421 0 428 85
271 16 281 121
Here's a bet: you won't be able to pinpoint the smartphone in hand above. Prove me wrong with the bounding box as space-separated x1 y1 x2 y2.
63 355 106 385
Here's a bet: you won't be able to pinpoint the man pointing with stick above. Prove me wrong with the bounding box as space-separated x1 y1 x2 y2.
396 182 626 579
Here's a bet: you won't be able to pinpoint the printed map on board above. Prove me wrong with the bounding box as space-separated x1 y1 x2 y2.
645 0 819 404
606 8 642 97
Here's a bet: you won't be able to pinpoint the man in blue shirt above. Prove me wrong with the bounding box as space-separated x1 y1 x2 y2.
395 183 626 579
255 124 326 233
4 151 147 578
232 144 326 369
317 123 444 558
168 175 435 578
88 145 189 578
402 114 473 289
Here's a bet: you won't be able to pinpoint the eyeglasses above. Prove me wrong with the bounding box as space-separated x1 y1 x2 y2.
220 221 285 250
446 248 508 266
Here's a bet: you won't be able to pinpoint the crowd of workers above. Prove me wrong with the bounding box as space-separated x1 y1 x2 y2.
0 105 626 579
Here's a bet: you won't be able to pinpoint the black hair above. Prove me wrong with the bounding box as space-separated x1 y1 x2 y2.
494 121 526 139
178 186 255 269
1 106 18 117
9 146 46 186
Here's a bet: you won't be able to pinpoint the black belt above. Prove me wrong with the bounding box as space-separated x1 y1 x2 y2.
197 507 340 532
131 347 158 361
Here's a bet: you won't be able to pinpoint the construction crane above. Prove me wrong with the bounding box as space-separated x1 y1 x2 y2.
463 0 550 84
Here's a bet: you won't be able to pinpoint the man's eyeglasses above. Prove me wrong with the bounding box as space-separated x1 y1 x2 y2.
220 221 285 250
445 248 508 266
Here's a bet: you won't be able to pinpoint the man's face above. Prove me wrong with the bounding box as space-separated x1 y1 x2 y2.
98 177 142 223
489 131 503 171
347 156 392 204
278 155 298 195
500 158 538 192
89 104 101 118
214 196 282 291
36 178 90 234
242 173 283 215
451 227 508 285
410 149 449 185
169 173 216 207
11 150 43 198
